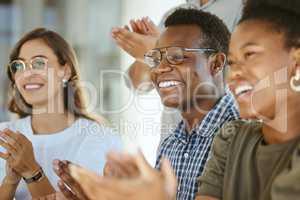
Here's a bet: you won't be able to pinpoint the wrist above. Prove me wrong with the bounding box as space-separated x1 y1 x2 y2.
22 162 40 178
3 175 20 186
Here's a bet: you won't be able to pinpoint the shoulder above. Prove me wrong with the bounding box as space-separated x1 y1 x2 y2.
0 116 30 132
271 140 300 199
214 119 261 149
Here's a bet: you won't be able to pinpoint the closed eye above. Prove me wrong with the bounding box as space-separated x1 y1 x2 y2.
244 51 256 59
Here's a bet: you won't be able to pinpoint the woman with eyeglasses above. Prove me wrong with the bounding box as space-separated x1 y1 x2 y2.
0 28 122 200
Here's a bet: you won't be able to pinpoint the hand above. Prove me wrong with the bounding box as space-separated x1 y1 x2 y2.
129 17 160 37
0 129 40 178
69 152 177 200
53 159 89 200
111 22 159 61
103 151 139 178
3 162 21 185
32 192 67 200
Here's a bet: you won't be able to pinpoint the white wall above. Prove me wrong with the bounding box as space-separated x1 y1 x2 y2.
119 0 184 165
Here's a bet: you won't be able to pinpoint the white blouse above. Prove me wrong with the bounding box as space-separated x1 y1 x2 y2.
0 116 123 200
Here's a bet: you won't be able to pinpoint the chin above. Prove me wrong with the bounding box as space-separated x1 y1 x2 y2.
162 99 180 109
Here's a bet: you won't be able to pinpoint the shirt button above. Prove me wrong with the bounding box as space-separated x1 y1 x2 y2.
184 153 189 158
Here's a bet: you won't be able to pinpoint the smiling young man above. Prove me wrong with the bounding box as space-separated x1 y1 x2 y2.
143 8 239 200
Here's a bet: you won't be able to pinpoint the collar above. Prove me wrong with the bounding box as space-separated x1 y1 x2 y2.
174 89 239 141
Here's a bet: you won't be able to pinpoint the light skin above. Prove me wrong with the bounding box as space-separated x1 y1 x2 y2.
0 39 75 199
196 19 300 200
69 153 177 200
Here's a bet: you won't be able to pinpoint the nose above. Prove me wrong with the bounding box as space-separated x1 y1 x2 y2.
151 57 173 75
226 63 243 84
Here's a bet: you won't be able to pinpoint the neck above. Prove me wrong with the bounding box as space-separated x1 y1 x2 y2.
31 111 76 135
31 93 76 134
262 99 300 144
181 98 219 133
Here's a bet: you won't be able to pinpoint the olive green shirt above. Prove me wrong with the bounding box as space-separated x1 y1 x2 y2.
197 120 300 200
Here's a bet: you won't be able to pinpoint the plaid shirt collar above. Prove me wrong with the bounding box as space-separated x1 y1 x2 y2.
174 89 239 142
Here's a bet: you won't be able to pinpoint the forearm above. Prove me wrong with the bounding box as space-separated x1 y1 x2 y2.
127 61 154 92
0 177 19 200
27 175 56 198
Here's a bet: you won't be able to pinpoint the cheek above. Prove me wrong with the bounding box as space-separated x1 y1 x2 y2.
150 70 157 84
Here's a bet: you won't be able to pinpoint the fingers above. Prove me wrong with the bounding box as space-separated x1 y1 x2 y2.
0 138 17 155
142 17 160 36
160 158 177 198
130 19 139 33
53 160 87 199
58 180 79 200
134 150 154 180
0 151 9 160
32 193 56 200
106 151 139 178
69 164 128 200
138 18 148 34
0 130 22 151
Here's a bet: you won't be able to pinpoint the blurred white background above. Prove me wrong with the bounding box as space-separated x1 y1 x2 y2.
0 0 184 165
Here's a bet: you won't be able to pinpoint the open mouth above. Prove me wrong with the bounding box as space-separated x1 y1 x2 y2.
158 81 183 88
235 85 253 97
24 83 44 91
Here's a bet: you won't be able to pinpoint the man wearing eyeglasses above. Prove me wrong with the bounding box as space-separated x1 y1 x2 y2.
111 0 244 148
143 8 239 200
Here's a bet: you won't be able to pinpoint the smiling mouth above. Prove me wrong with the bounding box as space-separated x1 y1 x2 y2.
235 85 253 97
158 81 183 88
24 83 44 91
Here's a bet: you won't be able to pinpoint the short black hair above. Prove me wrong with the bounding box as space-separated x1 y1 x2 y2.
164 8 231 55
240 0 300 49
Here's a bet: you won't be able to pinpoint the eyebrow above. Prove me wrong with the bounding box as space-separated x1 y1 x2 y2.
240 42 260 49
17 55 48 60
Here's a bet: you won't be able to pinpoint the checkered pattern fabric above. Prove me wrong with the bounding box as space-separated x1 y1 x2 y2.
155 90 239 200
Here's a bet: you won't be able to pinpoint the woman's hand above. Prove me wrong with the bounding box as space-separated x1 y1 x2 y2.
0 129 40 178
3 163 21 185
53 159 89 200
32 192 67 200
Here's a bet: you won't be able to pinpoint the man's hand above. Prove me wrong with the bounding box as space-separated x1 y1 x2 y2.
53 160 89 200
111 17 160 62
103 151 139 178
70 152 177 200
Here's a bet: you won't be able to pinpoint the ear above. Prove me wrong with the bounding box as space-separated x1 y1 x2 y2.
209 53 226 76
293 48 300 68
290 48 300 77
62 64 72 81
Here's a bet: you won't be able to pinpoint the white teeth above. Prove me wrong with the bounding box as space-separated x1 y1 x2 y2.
235 85 253 96
24 84 43 90
159 81 181 88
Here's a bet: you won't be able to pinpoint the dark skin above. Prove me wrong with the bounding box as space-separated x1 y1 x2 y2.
150 25 226 132
112 0 214 92
227 19 300 144
103 25 227 180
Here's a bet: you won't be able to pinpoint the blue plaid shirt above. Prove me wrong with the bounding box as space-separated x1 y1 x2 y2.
155 90 239 200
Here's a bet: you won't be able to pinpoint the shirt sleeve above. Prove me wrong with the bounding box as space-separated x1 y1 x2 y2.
197 121 239 198
271 142 300 200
